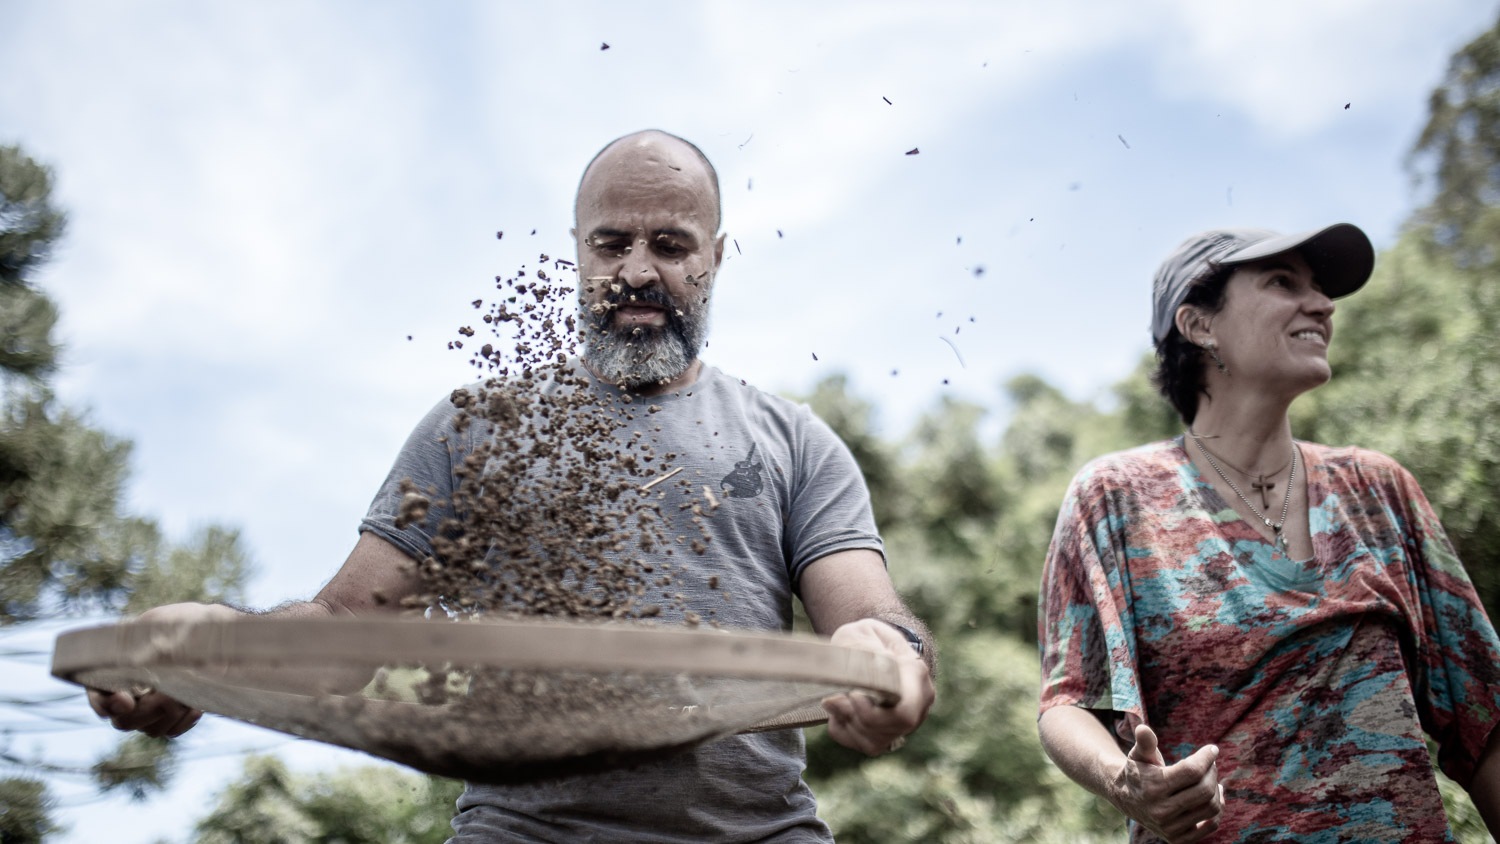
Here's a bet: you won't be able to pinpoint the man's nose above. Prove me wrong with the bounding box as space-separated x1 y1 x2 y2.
620 240 659 288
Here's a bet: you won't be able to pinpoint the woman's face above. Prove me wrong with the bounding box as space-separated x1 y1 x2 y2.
1209 250 1337 396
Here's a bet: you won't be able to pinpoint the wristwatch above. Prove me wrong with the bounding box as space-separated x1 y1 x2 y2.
878 620 924 656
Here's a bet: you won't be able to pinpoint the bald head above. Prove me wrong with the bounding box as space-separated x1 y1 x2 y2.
574 130 722 233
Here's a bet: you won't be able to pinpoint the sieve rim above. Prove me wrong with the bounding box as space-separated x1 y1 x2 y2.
52 615 903 704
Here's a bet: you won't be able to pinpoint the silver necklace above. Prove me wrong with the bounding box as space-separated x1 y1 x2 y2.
1189 432 1299 555
1188 436 1291 509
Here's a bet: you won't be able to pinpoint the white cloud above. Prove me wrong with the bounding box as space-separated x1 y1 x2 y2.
1151 0 1482 139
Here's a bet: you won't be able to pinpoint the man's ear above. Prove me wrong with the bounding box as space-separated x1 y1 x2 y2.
712 233 725 270
1175 304 1214 347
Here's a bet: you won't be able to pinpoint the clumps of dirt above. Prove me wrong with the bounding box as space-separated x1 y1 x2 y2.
394 253 716 623
340 250 747 779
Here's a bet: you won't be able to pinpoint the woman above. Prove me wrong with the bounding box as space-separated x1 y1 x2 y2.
1036 223 1500 843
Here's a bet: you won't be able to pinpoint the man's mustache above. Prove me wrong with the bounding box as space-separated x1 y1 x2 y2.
588 285 692 337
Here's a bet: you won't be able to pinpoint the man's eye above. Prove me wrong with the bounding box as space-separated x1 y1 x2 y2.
593 240 630 256
653 238 685 256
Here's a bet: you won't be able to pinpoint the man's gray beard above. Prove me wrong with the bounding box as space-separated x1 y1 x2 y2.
581 301 709 391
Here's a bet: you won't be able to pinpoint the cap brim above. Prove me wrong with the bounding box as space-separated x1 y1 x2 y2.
1220 223 1374 298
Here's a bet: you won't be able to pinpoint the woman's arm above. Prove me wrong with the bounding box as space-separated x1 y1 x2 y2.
1038 705 1224 844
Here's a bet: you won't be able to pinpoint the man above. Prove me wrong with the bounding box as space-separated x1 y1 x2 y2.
90 130 936 842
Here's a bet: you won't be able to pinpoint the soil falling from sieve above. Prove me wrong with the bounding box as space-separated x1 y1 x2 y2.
361 252 730 779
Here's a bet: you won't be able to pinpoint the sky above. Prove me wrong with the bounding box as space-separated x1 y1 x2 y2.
1 0 1496 840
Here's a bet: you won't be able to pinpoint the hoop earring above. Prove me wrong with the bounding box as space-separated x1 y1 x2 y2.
1204 342 1229 376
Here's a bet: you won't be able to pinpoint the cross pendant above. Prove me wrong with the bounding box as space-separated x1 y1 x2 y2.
1250 475 1274 509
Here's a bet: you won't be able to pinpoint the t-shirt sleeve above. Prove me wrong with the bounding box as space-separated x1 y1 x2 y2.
1038 464 1145 738
359 392 470 563
782 407 884 589
1395 462 1500 787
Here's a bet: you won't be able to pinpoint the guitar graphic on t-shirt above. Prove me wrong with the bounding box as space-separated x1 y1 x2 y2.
720 444 764 498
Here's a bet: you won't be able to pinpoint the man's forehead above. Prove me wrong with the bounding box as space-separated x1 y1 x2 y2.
583 154 711 199
574 130 722 231
579 167 716 229
590 132 704 176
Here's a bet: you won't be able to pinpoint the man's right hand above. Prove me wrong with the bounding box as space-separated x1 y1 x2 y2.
85 602 244 738
1107 724 1225 843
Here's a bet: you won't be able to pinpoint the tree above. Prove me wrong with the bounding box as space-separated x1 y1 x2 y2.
0 778 59 844
0 145 63 382
194 756 462 844
0 144 253 836
1410 15 1500 266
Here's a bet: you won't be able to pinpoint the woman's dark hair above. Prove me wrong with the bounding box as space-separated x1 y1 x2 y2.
1151 263 1234 425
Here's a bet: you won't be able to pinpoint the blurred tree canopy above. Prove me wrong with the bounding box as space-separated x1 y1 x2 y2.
0 144 253 836
0 144 253 624
193 756 461 844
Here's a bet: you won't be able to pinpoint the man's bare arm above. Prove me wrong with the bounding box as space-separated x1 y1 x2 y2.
798 548 936 755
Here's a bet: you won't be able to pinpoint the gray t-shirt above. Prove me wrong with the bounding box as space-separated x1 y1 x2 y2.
360 362 883 843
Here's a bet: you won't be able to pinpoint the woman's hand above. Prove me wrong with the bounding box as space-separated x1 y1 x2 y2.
1108 724 1225 843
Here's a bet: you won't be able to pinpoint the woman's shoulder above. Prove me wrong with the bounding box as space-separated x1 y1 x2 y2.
1070 438 1187 494
1079 438 1184 476
1300 441 1430 504
1301 441 1410 478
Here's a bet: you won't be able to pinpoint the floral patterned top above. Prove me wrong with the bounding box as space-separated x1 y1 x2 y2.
1039 437 1500 842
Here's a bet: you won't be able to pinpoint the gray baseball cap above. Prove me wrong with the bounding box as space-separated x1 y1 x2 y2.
1150 223 1375 343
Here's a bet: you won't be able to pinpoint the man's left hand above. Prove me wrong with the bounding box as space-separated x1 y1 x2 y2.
821 618 934 755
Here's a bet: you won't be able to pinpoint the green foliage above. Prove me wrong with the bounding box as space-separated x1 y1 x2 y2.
1410 16 1500 266
194 756 463 844
1439 769 1496 844
0 283 59 381
0 777 61 844
906 396 1005 561
91 735 174 801
0 394 140 622
0 146 65 287
123 525 252 615
0 145 64 380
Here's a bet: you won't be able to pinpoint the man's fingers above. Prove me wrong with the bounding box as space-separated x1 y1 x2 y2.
822 703 886 756
88 688 131 720
822 689 916 756
96 690 196 736
159 706 203 739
